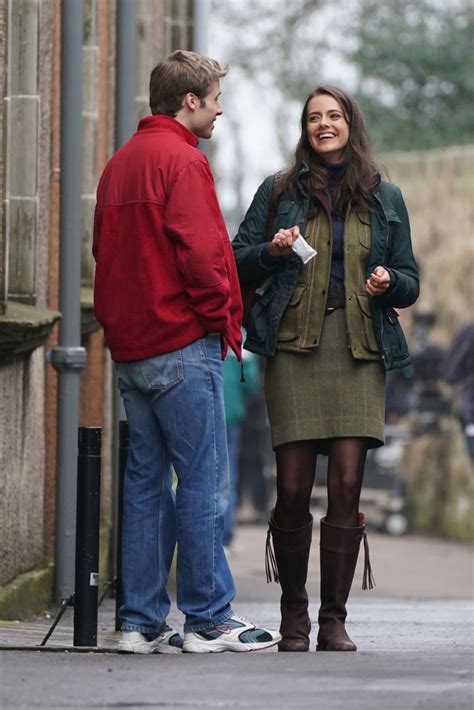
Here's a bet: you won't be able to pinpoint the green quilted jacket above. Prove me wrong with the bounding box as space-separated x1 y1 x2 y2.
232 165 419 370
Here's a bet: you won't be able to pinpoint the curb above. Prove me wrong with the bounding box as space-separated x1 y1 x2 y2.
0 645 118 653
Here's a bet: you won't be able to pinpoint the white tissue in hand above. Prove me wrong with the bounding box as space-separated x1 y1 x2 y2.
291 235 317 264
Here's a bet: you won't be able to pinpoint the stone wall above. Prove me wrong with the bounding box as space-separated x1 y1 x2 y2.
0 0 193 614
383 145 474 345
383 145 474 539
0 350 46 585
0 0 56 586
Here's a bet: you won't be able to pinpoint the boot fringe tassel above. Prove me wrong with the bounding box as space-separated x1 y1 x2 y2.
265 529 279 583
362 532 376 590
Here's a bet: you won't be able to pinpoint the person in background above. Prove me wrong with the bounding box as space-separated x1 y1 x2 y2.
223 345 260 549
441 321 474 465
237 359 274 524
233 84 419 653
93 50 280 654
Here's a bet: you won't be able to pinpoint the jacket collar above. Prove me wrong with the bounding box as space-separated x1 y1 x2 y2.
136 115 199 147
372 182 390 227
299 161 310 179
295 162 310 198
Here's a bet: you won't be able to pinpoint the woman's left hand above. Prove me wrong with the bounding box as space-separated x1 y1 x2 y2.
365 266 391 296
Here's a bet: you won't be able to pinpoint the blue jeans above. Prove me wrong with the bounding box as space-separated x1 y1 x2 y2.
116 336 235 633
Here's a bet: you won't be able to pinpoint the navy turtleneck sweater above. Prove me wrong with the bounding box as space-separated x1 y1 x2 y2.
325 160 346 283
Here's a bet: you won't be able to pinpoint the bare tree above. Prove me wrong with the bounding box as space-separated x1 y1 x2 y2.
212 0 328 163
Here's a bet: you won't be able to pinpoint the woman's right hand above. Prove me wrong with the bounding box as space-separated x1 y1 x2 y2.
268 226 300 257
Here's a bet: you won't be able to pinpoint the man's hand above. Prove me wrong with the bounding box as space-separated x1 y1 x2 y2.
366 266 391 296
268 226 300 257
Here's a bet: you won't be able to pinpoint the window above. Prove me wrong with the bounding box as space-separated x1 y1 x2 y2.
1 0 40 310
81 0 99 294
165 0 193 54
135 0 193 123
0 0 60 352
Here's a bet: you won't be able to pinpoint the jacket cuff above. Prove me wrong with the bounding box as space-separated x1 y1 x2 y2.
258 243 286 270
384 268 398 295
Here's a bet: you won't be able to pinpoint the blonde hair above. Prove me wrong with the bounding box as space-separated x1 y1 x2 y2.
149 50 228 116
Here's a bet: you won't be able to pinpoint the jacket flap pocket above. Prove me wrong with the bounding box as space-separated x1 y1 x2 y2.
277 285 306 343
288 284 306 307
356 292 373 318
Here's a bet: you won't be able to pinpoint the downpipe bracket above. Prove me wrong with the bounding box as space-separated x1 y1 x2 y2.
47 346 87 370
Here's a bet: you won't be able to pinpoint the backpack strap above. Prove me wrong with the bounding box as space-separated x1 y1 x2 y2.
241 172 286 334
265 171 285 241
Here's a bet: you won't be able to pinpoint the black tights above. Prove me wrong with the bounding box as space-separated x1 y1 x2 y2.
273 438 368 530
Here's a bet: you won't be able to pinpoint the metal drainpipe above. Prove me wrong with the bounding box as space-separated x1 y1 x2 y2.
193 0 209 54
111 0 137 590
48 0 87 600
193 0 209 156
116 0 137 148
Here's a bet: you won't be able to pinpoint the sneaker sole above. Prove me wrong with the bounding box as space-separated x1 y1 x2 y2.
118 642 182 655
182 638 280 653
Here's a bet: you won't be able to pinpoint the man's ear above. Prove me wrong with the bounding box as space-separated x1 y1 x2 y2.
183 92 198 111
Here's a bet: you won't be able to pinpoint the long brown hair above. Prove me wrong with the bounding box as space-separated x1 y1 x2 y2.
282 85 380 213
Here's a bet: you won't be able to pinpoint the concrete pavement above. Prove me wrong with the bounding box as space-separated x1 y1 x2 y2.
0 525 473 709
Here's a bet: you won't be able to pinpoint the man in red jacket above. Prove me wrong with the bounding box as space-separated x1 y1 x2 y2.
93 50 280 654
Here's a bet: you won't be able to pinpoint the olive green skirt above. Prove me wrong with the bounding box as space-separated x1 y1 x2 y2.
264 309 386 452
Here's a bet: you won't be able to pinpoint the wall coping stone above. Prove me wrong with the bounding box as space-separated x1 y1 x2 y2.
0 301 61 357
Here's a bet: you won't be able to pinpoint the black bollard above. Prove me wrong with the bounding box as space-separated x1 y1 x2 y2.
115 420 129 631
74 427 101 646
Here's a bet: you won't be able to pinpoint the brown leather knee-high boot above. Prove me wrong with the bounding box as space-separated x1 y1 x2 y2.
317 513 375 652
266 512 313 652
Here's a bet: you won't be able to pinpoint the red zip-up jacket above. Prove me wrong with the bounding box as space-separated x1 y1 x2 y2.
93 115 242 362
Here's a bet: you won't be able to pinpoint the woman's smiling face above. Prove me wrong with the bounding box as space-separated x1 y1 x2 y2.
306 94 350 163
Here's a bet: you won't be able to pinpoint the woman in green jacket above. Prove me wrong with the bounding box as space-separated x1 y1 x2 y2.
232 85 419 653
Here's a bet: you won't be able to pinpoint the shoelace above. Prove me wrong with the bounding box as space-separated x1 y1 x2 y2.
231 615 255 629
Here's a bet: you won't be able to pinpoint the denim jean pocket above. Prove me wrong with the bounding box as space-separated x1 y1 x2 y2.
130 351 184 394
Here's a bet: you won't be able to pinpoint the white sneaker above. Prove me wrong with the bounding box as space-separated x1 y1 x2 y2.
182 614 281 653
118 627 183 654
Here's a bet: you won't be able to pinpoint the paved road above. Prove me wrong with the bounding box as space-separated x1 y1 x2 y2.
0 637 472 710
0 526 473 709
